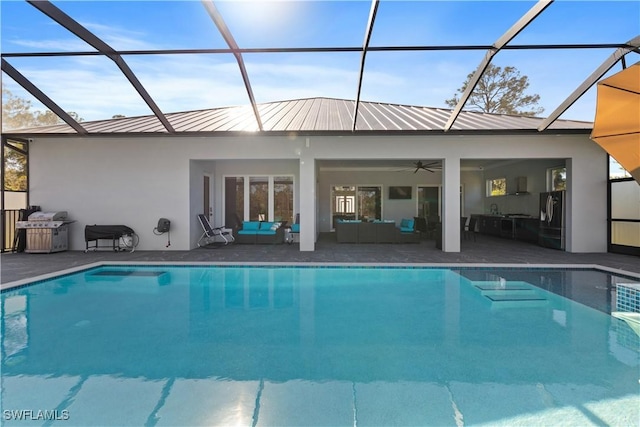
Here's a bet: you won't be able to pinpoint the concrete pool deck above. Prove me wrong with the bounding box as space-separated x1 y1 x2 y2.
2 233 639 286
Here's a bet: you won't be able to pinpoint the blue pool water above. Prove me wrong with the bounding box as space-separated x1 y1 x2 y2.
1 266 639 426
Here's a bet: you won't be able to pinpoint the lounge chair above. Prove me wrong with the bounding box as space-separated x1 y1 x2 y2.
197 214 234 247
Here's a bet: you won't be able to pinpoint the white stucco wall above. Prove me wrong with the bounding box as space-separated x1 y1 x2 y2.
28 132 608 253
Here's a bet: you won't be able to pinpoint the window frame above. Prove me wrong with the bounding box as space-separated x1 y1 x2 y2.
547 166 566 191
486 177 507 197
224 174 295 223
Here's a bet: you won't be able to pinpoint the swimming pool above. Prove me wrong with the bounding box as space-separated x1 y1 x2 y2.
2 265 639 426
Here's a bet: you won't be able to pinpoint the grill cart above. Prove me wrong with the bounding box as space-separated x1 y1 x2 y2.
15 211 73 253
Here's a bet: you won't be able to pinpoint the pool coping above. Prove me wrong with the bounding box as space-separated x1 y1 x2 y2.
2 261 640 292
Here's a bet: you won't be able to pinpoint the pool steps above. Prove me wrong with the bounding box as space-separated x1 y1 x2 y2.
471 280 548 309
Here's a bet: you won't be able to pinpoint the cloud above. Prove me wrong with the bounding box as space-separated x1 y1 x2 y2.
10 39 93 52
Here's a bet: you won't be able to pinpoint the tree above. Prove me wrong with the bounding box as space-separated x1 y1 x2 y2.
445 64 544 117
2 83 83 131
4 144 27 191
2 85 84 192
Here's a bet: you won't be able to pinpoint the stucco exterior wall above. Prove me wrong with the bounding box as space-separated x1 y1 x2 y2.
28 132 607 252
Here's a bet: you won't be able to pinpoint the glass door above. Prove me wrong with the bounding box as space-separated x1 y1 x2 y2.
330 185 383 229
417 186 440 223
357 186 382 221
331 185 356 230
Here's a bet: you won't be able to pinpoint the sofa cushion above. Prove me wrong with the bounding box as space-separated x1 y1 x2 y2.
259 222 275 230
400 218 414 233
291 224 300 233
243 221 260 231
238 229 256 235
256 230 277 235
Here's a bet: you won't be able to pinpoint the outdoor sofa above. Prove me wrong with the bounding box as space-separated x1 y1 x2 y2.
235 221 285 244
335 219 419 243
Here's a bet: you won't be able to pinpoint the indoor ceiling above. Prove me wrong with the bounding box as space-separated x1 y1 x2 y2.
1 0 639 134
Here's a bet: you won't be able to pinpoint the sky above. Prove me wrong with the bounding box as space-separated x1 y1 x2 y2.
1 0 639 123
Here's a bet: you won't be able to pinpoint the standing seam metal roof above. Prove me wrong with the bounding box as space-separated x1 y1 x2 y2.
5 97 592 135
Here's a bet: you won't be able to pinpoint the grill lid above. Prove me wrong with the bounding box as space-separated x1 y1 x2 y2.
28 211 68 221
16 221 69 229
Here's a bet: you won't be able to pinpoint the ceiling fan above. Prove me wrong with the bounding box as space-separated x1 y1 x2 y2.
405 160 442 173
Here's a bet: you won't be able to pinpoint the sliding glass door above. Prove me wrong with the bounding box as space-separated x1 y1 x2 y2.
331 186 356 229
249 177 268 221
330 185 382 229
357 186 382 221
224 177 244 226
225 175 294 225
274 176 294 223
417 186 440 223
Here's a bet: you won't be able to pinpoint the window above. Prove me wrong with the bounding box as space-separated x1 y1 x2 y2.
330 185 381 227
334 195 354 214
2 139 29 211
357 186 382 220
548 166 566 191
3 142 27 192
273 176 294 224
486 178 506 197
609 157 631 179
224 177 244 225
225 175 294 223
249 177 269 221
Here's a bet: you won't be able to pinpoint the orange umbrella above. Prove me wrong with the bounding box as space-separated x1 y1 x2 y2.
591 62 640 182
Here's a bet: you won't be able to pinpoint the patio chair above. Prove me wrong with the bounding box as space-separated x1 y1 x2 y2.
288 213 300 244
425 216 439 239
197 214 234 247
463 216 478 241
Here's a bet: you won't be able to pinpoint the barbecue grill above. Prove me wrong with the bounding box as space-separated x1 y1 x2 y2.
15 211 73 253
84 225 137 252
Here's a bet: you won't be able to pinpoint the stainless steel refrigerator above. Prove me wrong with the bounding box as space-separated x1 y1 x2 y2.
539 190 565 250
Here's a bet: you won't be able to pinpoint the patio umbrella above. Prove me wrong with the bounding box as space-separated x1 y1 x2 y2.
590 62 640 182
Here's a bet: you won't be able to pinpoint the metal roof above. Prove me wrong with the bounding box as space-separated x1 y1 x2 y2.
5 97 593 136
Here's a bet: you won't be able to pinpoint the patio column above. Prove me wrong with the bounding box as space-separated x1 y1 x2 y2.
299 151 316 251
565 156 607 252
442 157 461 252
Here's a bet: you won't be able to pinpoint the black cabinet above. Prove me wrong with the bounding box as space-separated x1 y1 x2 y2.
476 215 502 236
475 215 539 243
515 218 539 242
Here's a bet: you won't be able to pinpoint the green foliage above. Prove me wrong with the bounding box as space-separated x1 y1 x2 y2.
1 85 88 191
445 65 544 117
4 145 27 191
489 178 507 196
2 83 83 131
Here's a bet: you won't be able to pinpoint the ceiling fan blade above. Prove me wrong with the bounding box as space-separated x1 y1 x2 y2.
422 161 441 169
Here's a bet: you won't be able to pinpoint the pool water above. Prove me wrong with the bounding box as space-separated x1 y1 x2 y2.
2 266 639 426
